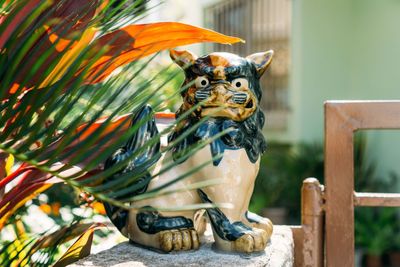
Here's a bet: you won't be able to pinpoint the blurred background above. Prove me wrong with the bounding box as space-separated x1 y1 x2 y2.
3 1 399 266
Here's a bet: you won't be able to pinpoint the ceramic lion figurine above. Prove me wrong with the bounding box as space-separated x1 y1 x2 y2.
103 49 274 253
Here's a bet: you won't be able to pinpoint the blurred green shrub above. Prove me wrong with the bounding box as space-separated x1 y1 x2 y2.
251 134 400 255
250 141 323 223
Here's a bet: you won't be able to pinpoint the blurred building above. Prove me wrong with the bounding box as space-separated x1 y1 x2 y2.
146 0 400 180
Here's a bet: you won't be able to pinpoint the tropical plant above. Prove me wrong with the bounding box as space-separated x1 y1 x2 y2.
0 0 243 265
355 207 398 257
250 141 323 223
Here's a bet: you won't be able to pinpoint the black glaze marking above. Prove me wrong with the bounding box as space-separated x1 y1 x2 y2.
170 52 267 166
245 211 265 224
198 189 252 241
224 65 242 77
169 109 266 166
103 202 129 232
103 105 161 233
136 207 194 234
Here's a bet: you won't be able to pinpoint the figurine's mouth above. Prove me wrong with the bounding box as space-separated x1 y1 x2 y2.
189 84 258 121
200 98 256 121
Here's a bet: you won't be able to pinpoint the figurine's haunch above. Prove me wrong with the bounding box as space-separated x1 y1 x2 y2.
103 49 274 253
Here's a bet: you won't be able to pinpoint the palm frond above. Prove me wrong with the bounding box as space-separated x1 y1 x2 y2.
0 0 244 264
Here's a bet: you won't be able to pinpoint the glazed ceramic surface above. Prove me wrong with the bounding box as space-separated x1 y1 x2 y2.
104 49 274 253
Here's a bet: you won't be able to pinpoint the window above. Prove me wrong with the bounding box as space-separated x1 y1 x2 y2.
204 0 291 130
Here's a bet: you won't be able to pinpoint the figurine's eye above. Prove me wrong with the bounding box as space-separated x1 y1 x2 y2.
195 76 209 88
231 78 249 89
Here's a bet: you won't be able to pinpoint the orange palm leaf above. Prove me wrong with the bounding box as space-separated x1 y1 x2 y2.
81 22 244 84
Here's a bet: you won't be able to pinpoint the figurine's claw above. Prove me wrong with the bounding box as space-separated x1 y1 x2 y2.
245 211 273 239
233 228 268 253
159 228 199 252
251 217 273 238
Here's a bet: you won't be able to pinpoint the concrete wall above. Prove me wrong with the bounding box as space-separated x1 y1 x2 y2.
291 0 400 177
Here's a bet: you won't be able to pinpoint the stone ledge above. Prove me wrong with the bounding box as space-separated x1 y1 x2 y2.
71 225 294 267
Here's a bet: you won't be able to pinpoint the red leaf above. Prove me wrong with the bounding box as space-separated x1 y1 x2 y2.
1 0 101 99
0 0 41 49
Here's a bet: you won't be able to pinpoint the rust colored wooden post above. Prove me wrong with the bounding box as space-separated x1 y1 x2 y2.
325 102 356 267
291 177 324 267
301 178 324 267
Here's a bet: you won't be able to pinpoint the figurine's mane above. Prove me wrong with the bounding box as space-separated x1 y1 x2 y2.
168 108 266 166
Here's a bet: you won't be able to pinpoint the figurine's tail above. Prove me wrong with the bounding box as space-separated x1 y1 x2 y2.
103 105 160 234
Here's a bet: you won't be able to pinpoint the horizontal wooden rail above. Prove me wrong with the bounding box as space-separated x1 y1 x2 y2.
354 192 400 207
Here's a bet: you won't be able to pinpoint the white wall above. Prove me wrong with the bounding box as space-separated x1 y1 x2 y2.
292 0 400 178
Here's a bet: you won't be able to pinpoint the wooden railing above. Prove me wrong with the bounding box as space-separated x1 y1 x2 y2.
324 101 400 266
291 101 400 266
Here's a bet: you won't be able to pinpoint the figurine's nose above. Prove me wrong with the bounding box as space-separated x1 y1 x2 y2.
213 84 226 95
211 84 231 103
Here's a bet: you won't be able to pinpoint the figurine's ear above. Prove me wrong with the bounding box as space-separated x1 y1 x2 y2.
246 50 274 77
170 49 198 68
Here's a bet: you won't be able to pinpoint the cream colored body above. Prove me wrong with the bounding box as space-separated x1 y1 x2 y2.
122 49 275 253
125 146 272 252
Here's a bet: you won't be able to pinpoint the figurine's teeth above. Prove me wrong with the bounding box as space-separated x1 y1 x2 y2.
232 93 248 104
195 91 210 100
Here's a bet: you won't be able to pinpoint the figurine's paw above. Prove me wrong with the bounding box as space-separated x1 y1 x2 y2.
245 211 273 239
159 228 200 252
252 217 273 238
233 228 268 253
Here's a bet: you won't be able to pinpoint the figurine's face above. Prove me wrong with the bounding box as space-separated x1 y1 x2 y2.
170 50 273 122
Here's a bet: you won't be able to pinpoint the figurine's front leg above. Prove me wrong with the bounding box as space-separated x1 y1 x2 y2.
198 190 269 253
128 209 200 252
124 152 205 253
